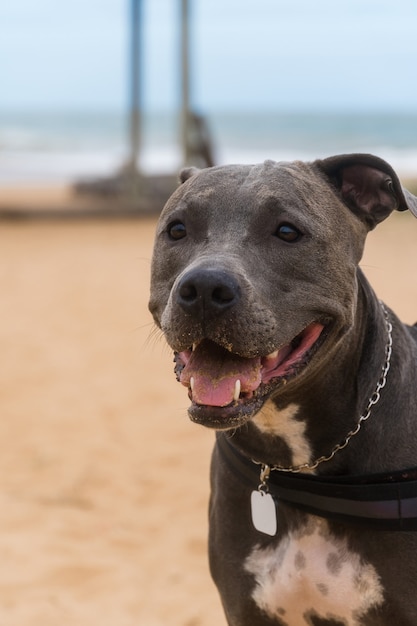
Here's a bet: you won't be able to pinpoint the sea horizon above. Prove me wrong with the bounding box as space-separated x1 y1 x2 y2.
1 108 417 185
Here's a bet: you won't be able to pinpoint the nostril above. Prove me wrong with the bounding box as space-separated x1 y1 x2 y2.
179 282 198 302
212 285 235 304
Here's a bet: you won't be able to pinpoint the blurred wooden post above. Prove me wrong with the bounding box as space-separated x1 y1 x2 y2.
180 0 191 166
128 0 142 173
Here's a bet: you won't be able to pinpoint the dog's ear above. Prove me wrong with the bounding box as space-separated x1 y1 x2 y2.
179 167 200 184
316 153 417 229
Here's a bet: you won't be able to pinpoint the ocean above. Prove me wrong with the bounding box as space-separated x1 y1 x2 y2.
1 110 417 185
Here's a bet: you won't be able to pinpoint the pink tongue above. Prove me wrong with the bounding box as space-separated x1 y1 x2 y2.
180 341 262 407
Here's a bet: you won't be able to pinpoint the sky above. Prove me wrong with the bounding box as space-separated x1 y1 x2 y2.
1 0 417 114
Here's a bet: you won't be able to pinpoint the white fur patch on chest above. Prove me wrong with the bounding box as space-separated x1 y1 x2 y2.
244 517 384 625
252 401 312 468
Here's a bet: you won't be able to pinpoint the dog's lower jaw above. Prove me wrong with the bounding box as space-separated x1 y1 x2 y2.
187 395 266 430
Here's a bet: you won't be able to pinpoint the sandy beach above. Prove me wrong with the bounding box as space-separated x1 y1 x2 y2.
1 185 417 625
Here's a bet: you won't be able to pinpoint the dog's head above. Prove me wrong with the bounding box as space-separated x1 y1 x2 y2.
149 154 417 430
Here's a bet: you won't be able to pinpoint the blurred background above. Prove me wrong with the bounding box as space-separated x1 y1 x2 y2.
1 0 417 194
1 2 417 625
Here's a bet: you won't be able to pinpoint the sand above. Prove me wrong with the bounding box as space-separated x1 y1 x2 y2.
0 193 416 625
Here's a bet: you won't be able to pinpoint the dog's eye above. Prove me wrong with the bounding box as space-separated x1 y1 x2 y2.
167 221 187 241
275 223 302 243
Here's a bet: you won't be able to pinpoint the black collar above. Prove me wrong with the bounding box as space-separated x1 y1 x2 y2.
217 434 417 531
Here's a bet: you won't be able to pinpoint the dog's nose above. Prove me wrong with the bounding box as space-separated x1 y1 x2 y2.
176 268 240 317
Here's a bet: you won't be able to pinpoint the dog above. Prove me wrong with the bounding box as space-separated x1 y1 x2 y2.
149 154 417 625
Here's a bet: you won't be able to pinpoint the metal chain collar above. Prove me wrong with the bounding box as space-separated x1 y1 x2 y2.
255 303 393 478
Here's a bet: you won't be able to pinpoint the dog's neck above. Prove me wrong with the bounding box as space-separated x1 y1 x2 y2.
225 274 394 477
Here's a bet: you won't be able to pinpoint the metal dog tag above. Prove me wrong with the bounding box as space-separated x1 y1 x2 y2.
251 490 277 536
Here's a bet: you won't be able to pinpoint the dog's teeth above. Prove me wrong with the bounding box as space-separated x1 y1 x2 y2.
267 350 279 359
192 343 198 351
233 379 241 402
190 376 195 391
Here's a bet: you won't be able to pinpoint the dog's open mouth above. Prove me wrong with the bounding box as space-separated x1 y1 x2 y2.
173 321 325 429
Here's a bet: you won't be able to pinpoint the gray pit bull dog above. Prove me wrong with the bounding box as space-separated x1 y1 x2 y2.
148 154 417 626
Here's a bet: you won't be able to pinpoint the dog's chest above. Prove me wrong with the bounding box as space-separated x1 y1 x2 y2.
244 518 384 625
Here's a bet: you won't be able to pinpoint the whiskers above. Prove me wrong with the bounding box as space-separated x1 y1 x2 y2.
143 323 167 351
128 318 169 354
226 420 250 439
